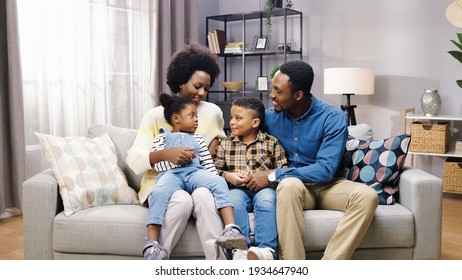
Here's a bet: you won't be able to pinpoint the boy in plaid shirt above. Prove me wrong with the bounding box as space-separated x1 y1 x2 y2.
214 96 288 260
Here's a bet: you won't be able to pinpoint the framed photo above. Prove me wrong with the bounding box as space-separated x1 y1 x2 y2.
252 35 271 51
256 37 267 50
256 76 269 91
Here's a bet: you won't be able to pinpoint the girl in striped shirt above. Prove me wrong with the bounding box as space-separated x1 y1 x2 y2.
145 93 246 259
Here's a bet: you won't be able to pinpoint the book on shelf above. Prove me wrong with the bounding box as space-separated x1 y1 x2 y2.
224 47 243 53
213 29 226 54
223 42 249 54
207 31 216 54
207 29 226 54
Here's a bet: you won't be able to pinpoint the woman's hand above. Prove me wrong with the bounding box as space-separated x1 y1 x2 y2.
150 147 196 166
166 147 196 165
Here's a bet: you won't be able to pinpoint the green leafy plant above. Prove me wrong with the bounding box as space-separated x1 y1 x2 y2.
448 32 462 88
269 65 280 79
264 0 275 34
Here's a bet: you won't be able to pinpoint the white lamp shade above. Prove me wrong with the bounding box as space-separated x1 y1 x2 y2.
324 67 375 96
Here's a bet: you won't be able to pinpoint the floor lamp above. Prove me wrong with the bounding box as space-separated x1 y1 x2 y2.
323 67 375 126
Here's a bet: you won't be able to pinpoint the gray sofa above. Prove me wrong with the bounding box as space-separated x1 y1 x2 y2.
22 124 443 260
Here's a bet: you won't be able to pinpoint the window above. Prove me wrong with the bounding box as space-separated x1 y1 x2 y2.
17 0 155 145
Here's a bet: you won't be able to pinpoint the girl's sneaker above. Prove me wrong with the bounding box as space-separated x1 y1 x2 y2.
247 247 275 260
143 238 168 260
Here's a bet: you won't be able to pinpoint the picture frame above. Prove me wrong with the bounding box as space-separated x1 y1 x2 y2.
251 35 271 51
256 76 269 91
255 37 267 50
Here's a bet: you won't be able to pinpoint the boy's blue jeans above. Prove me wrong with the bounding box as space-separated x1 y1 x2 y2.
229 187 277 257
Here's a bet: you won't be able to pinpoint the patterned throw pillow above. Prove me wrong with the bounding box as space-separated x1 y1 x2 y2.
342 134 411 205
35 132 139 216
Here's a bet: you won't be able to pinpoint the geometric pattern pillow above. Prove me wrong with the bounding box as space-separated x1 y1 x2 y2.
35 132 139 216
342 134 411 205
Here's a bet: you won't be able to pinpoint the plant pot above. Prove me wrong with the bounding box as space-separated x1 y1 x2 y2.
273 0 283 8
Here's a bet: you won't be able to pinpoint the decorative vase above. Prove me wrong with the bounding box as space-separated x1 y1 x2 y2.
421 89 441 116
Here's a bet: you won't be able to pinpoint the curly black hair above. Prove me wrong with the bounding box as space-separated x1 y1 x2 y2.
166 43 220 93
278 60 313 98
159 93 195 125
233 96 265 127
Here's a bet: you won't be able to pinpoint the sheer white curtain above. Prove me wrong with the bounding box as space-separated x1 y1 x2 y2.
17 0 155 145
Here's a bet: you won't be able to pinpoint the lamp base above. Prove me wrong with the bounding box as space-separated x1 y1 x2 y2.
341 94 357 126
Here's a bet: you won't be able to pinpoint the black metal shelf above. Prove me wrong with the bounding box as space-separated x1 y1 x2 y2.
206 8 302 22
205 7 303 105
219 50 302 57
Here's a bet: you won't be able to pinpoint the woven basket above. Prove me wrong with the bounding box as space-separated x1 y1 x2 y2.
409 121 450 154
443 157 462 193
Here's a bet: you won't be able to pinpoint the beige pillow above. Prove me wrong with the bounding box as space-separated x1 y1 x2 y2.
35 132 139 216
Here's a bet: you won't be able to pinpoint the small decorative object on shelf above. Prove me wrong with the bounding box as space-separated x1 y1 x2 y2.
285 0 293 8
256 76 269 91
223 81 246 92
252 35 271 51
456 138 462 154
421 89 441 116
277 42 291 51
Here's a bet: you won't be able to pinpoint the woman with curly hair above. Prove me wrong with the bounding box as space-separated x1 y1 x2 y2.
127 43 232 260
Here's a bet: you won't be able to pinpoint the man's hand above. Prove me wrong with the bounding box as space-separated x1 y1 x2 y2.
225 172 248 186
244 170 272 192
164 147 196 165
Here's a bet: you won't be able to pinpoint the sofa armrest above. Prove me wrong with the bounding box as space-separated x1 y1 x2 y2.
22 169 62 259
398 167 442 259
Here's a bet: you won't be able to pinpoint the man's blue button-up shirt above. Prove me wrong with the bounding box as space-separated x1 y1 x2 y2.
264 95 348 183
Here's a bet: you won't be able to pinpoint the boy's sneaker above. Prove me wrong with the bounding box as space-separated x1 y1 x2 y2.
215 224 247 250
247 247 275 260
143 238 168 260
232 249 248 260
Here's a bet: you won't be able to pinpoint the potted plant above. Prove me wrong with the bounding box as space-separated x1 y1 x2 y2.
448 32 462 88
269 64 280 79
264 0 287 34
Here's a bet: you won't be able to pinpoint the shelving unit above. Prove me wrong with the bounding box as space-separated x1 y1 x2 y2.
404 108 462 193
404 108 462 158
205 8 303 101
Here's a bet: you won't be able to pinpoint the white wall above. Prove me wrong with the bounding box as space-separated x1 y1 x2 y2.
201 0 462 178
27 1 460 180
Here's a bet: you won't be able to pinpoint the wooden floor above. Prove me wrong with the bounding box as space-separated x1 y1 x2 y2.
1 193 461 260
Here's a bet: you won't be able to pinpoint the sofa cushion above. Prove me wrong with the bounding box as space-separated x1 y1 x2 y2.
52 204 414 259
348 123 373 141
87 124 142 192
36 132 140 216
53 204 206 258
303 204 414 251
342 134 411 205
53 205 147 256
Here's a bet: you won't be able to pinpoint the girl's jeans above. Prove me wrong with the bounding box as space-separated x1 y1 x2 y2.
147 132 232 225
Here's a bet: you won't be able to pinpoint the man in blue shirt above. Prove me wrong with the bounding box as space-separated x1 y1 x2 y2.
244 60 378 259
